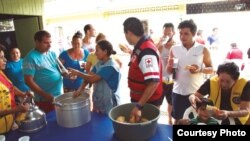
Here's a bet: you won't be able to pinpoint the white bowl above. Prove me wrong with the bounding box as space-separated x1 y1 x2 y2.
0 135 5 141
18 136 30 141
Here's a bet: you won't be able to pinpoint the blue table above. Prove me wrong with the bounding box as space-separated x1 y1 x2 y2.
6 111 173 141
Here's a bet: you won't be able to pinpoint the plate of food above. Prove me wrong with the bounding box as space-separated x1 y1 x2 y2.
184 65 195 70
119 44 128 51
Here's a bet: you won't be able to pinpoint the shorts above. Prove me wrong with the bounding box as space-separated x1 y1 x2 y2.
161 82 173 105
131 97 163 107
171 93 191 120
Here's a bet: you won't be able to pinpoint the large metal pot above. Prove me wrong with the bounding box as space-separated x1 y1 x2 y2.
109 103 160 141
16 104 47 133
54 91 90 128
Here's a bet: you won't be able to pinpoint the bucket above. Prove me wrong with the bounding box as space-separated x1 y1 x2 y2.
54 91 90 128
109 103 160 141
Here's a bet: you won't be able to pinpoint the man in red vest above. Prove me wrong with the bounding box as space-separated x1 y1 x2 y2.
123 17 163 122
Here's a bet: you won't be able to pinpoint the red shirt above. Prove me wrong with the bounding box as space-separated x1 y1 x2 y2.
226 48 243 59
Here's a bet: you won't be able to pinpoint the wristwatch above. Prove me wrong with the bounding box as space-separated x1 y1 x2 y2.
135 103 144 110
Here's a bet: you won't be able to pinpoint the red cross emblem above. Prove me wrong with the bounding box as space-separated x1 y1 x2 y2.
145 58 152 68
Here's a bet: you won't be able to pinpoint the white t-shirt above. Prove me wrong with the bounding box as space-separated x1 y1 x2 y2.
171 42 205 95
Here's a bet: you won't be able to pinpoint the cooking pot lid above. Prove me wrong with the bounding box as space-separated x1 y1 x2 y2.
58 95 86 104
55 91 89 105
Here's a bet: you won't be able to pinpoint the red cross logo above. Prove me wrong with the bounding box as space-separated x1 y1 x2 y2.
145 58 152 68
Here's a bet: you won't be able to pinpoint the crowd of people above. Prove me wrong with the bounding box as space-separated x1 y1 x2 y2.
1 16 250 134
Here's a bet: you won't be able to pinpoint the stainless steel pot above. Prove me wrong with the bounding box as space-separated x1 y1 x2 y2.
16 104 47 133
54 91 90 128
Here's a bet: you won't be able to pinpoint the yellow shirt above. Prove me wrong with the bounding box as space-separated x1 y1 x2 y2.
87 54 121 68
87 53 98 66
0 83 14 134
210 76 249 124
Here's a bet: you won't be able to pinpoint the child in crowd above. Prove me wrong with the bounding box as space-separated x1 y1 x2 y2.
177 98 219 125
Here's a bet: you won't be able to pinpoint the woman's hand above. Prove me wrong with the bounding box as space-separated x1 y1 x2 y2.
189 94 201 109
72 88 84 98
68 67 80 80
214 110 228 120
68 68 80 76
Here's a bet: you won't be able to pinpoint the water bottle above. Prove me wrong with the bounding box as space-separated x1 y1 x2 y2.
172 58 178 80
162 36 170 45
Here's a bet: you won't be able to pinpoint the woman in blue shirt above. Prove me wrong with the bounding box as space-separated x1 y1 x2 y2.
59 31 89 92
69 40 121 114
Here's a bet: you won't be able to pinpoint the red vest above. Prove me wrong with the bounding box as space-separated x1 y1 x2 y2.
128 39 162 102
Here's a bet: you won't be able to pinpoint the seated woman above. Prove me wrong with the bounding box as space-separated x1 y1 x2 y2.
189 62 250 125
59 31 89 92
178 98 219 125
69 40 121 114
0 45 30 134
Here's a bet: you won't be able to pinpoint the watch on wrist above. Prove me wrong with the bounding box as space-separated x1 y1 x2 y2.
135 103 144 110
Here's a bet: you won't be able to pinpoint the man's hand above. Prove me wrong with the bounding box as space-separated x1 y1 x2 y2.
130 107 142 122
119 44 132 54
187 64 200 74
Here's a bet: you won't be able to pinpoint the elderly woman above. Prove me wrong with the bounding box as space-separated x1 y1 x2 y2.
69 40 121 114
59 31 89 92
0 45 30 134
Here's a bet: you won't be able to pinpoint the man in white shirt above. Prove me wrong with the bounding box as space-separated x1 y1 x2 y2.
167 20 213 124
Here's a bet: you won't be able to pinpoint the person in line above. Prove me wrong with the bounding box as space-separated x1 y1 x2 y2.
242 47 250 79
69 40 121 114
225 42 244 71
167 19 213 124
195 29 205 45
189 62 250 125
0 44 30 134
59 31 89 92
207 27 219 50
123 17 163 122
85 32 122 73
82 24 96 53
23 30 63 113
4 47 30 93
84 33 104 73
177 98 219 125
156 23 176 124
